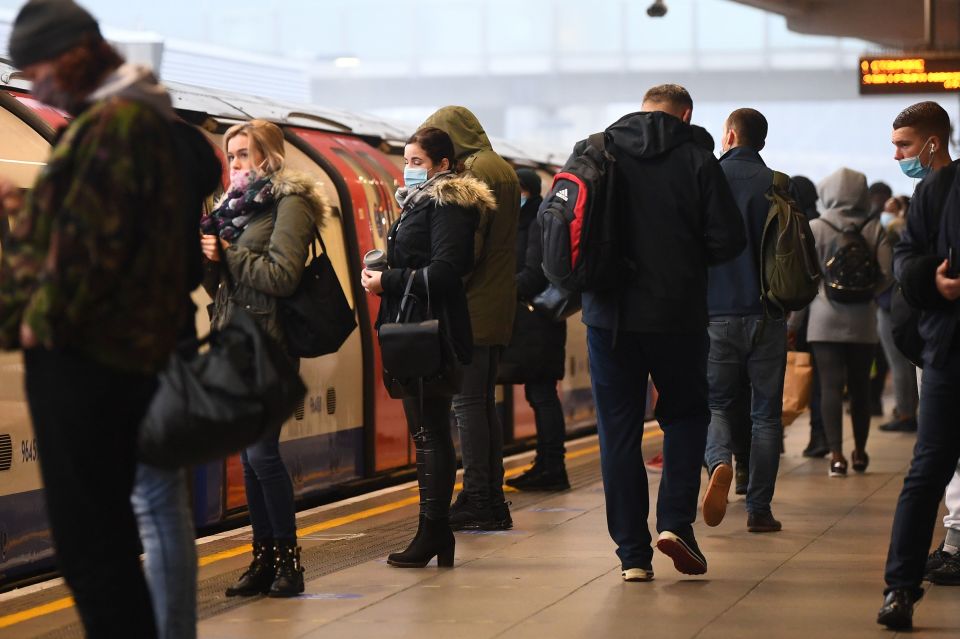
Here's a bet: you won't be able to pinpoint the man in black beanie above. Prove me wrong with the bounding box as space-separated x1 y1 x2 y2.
0 2 218 638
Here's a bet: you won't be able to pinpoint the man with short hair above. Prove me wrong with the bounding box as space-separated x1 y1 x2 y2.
702 108 788 534
892 101 952 176
584 84 745 582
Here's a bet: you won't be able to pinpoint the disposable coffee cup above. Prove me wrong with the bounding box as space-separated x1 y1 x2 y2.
363 249 388 271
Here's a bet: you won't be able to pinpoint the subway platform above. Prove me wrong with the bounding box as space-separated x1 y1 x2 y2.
0 409 955 638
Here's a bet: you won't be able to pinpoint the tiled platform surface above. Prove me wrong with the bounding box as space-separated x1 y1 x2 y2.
199 415 957 639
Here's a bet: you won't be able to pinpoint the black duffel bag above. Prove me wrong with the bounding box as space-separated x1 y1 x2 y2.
378 269 462 399
278 228 357 358
139 252 307 468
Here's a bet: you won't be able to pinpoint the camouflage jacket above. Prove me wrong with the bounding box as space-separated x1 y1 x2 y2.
0 97 186 374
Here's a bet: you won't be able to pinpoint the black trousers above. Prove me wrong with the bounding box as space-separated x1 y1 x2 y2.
402 395 456 520
884 344 960 597
811 342 874 455
24 348 158 639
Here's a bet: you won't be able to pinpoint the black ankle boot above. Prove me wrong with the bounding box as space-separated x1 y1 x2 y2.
225 539 276 597
387 516 455 568
268 540 305 598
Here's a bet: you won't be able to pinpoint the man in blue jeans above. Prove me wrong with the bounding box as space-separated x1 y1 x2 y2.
702 108 788 534
583 85 745 582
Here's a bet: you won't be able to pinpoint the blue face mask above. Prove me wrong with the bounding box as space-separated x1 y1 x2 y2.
880 212 896 228
404 167 429 188
520 195 528 209
898 138 934 179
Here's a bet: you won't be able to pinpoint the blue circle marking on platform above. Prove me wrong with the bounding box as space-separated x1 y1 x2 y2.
297 593 364 600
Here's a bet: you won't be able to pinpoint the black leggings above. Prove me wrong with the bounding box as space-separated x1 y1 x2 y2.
811 342 874 455
402 395 456 520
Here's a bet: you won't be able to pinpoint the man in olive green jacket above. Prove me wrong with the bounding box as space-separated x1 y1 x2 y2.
421 106 520 529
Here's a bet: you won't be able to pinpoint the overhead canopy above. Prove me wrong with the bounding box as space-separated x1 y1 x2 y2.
731 0 960 50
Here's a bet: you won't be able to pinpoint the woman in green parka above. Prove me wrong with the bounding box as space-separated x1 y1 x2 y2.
201 119 329 598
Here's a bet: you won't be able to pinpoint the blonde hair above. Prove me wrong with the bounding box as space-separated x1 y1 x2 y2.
223 119 286 175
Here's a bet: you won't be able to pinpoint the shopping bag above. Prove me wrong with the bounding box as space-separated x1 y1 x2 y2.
782 350 813 426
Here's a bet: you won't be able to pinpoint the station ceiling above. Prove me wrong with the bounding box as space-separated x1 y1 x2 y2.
731 0 960 49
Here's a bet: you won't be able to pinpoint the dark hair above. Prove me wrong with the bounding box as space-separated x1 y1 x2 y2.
53 34 123 98
893 101 951 147
642 84 693 111
868 181 893 199
407 127 456 170
725 108 768 151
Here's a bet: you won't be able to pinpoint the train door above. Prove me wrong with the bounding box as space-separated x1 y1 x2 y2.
196 125 364 518
287 129 410 474
0 97 57 581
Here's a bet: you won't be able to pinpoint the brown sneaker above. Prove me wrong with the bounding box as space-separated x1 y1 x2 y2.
702 463 733 527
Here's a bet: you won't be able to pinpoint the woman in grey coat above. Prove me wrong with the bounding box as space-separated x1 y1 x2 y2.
804 168 892 477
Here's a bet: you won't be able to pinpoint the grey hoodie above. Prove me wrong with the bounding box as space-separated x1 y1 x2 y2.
804 168 892 344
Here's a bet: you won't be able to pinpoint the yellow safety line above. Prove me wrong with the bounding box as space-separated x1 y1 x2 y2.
0 596 74 629
0 429 665 629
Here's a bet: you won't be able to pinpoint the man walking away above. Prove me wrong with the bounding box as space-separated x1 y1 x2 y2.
702 108 788 534
584 84 745 582
421 106 520 530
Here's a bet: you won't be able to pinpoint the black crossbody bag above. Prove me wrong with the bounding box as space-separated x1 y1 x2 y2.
378 268 463 399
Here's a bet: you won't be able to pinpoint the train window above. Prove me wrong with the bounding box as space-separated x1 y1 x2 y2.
330 148 391 251
0 106 49 190
354 150 401 228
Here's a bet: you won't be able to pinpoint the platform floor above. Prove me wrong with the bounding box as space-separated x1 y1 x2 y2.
1 408 957 638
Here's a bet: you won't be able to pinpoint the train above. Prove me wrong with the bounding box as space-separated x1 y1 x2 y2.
0 62 609 587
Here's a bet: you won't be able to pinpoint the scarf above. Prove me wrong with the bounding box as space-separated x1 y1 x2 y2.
200 172 276 241
394 171 453 214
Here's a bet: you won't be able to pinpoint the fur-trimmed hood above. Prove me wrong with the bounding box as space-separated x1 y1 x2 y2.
398 172 497 217
270 169 332 227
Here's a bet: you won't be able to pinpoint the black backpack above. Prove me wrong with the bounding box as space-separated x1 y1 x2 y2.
820 215 880 304
539 132 623 293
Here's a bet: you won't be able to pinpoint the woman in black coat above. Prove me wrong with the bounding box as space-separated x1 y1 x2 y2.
503 168 570 490
362 127 493 567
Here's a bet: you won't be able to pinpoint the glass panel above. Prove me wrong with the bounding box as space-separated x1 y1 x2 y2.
354 149 401 230
697 0 765 51
486 0 552 55
626 0 694 52
331 148 390 251
554 0 622 54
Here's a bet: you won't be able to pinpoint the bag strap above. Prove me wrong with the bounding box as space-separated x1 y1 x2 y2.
396 270 418 322
423 267 432 317
771 170 790 193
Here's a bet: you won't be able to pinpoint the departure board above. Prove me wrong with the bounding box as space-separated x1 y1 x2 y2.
860 54 960 94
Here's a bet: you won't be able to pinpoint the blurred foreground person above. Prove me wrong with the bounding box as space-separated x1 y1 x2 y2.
0 1 193 635
362 127 488 567
203 120 328 597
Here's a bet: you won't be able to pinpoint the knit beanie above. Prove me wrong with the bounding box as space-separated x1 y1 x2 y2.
8 0 101 69
516 168 541 196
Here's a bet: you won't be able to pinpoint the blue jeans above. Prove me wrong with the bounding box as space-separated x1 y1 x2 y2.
242 428 297 542
705 316 787 515
884 343 960 597
587 327 710 570
132 464 197 639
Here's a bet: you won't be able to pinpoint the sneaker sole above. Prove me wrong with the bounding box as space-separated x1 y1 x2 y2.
656 533 707 576
702 464 733 527
621 568 654 582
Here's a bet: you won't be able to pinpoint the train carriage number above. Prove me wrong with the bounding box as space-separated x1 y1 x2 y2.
21 438 38 463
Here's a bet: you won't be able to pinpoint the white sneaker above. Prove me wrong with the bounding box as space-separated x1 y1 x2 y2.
621 567 654 582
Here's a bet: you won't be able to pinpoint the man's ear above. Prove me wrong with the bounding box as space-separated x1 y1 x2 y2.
681 108 693 123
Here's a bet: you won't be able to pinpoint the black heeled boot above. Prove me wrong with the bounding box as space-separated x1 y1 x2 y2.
225 539 276 596
387 515 455 568
268 539 305 597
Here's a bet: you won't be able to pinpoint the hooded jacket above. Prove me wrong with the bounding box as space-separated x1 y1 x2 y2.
205 170 331 346
0 64 202 373
377 173 492 364
421 107 520 347
581 111 746 334
804 168 892 344
893 160 960 368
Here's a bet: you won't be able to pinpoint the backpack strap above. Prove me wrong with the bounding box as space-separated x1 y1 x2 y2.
771 170 790 192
